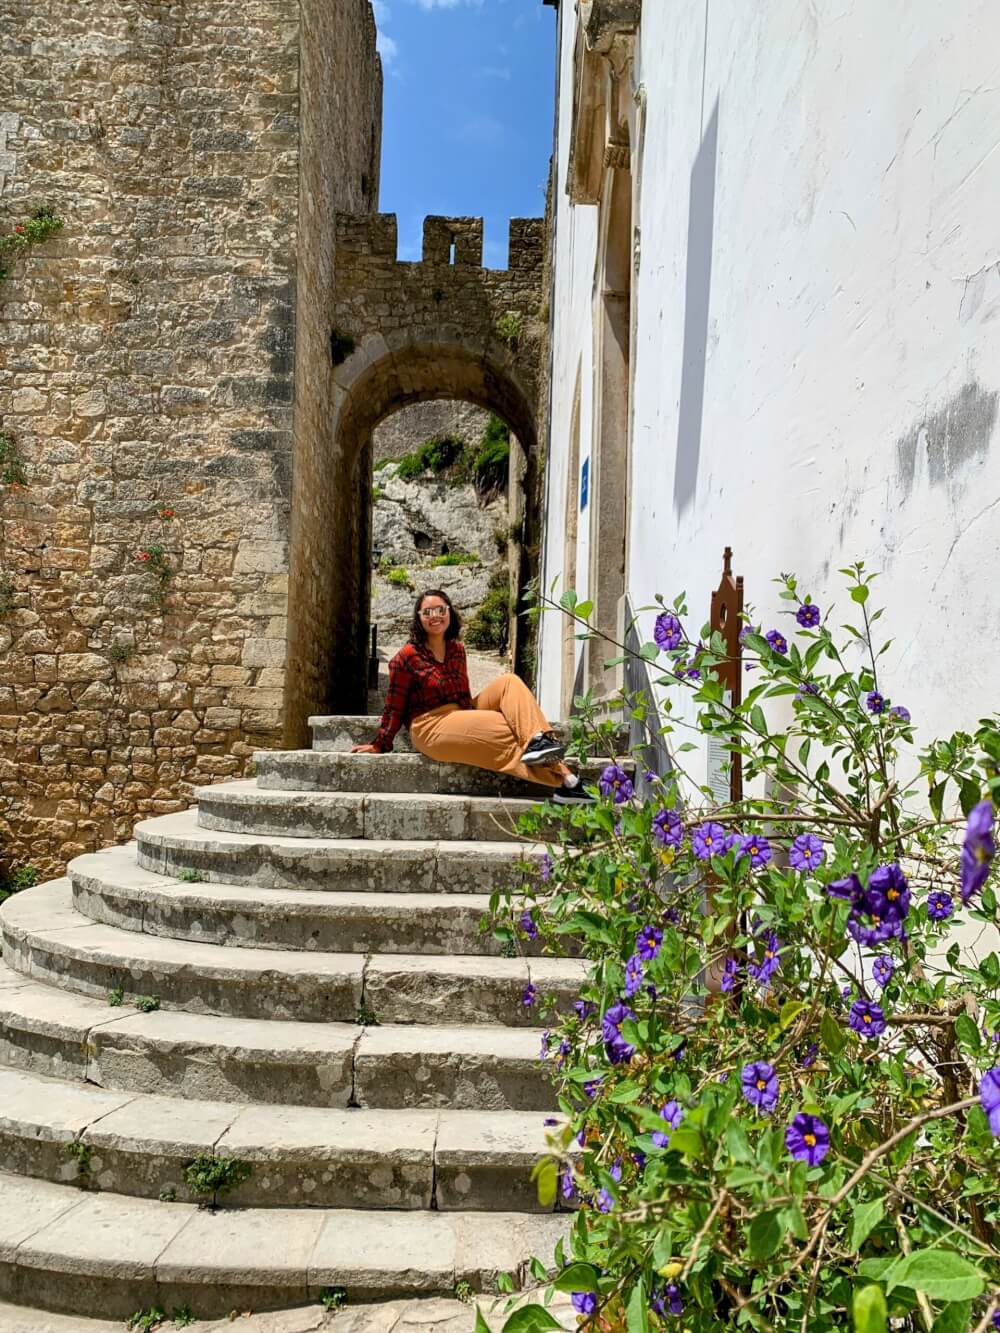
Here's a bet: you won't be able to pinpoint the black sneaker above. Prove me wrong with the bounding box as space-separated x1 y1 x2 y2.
551 783 595 805
521 730 566 766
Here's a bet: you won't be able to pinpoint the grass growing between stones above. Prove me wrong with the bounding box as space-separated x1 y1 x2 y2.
464 572 512 652
183 1153 253 1211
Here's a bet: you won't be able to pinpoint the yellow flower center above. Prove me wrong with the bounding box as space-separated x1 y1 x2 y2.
863 1014 871 1024
756 1079 766 1090
887 888 899 900
804 1133 816 1146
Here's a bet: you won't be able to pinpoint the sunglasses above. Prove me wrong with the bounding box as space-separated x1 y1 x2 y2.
419 606 449 618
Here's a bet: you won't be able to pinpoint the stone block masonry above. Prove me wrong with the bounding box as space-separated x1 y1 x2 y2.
0 0 381 877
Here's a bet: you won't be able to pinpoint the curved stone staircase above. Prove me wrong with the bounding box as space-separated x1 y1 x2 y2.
0 716 597 1322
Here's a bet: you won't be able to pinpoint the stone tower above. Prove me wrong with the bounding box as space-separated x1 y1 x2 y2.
0 0 382 876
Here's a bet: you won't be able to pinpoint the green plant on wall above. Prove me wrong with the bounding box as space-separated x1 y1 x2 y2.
464 572 511 652
0 574 15 619
0 207 64 283
495 309 524 349
469 415 511 499
395 435 466 481
183 1153 252 1211
432 551 479 567
384 566 413 591
135 506 179 611
0 431 29 488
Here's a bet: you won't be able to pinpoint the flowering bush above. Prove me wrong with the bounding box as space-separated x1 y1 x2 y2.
0 207 64 282
492 565 1000 1333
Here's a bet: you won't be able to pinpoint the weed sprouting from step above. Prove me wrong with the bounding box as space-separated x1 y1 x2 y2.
454 1280 474 1304
63 1139 92 1185
108 985 125 1007
355 1003 379 1026
320 1286 347 1311
134 994 161 1013
175 868 203 883
0 863 39 904
126 1306 166 1331
170 1308 195 1328
159 1184 177 1202
184 1152 252 1211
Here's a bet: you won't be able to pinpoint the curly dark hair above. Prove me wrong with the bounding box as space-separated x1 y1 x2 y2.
409 589 462 645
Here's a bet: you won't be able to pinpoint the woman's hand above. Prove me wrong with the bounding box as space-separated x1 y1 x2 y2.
351 744 379 754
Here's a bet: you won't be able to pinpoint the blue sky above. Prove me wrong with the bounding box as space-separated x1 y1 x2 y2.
373 0 557 268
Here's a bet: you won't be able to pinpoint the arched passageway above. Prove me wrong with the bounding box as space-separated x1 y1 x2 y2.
283 213 545 744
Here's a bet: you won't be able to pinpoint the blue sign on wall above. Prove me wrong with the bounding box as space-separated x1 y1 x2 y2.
580 457 589 510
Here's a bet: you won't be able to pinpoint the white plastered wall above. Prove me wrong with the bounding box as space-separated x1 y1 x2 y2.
542 0 1000 756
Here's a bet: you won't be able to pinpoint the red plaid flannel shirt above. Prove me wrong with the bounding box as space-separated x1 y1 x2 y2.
372 639 472 752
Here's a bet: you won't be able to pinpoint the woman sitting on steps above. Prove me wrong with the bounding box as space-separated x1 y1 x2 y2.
352 588 594 804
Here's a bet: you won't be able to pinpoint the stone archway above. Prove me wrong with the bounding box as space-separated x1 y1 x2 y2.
284 213 545 744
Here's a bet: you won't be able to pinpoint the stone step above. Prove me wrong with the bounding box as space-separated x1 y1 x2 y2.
2 881 586 1026
194 780 543 843
309 715 630 755
0 964 553 1110
254 749 624 797
134 809 543 894
70 845 530 956
0 1170 567 1318
0 1066 565 1213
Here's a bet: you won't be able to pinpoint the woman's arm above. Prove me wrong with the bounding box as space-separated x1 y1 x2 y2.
364 652 412 753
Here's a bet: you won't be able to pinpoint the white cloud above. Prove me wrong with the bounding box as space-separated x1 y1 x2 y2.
377 32 399 66
409 0 484 9
372 0 390 20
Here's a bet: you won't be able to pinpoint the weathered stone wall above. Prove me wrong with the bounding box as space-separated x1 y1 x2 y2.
0 0 380 877
372 400 490 465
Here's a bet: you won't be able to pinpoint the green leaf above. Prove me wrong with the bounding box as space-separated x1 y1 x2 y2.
852 1282 887 1333
501 1305 565 1333
748 1209 784 1260
626 1279 649 1333
779 999 808 1032
848 1197 885 1252
639 641 660 662
885 1249 986 1302
575 599 593 620
850 585 870 605
553 1263 601 1294
530 1158 558 1208
559 590 578 612
931 1302 973 1333
821 1010 848 1055
954 1012 982 1052
666 1126 704 1160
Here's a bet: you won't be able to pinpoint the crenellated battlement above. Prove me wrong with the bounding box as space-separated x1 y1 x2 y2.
334 212 544 274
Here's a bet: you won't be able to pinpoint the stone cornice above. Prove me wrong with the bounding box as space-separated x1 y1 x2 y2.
580 0 641 53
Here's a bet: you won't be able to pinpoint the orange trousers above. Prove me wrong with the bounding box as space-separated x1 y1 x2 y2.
408 673 564 788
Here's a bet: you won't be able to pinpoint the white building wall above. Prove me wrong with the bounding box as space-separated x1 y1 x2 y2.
538 2 599 719
542 0 1000 751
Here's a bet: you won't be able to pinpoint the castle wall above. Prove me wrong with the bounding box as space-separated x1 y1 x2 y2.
0 0 380 876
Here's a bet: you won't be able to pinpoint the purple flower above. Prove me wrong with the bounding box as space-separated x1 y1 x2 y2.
574 998 597 1021
741 1061 779 1113
797 681 820 697
561 1168 577 1202
519 909 537 940
602 1002 636 1065
636 925 663 960
540 853 553 882
869 862 910 912
651 1284 684 1317
980 1068 1000 1137
571 1292 597 1315
662 904 680 925
796 603 820 628
748 933 782 990
890 705 911 723
739 833 773 869
960 800 995 903
644 769 657 783
539 1031 550 1060
583 1078 602 1099
927 889 953 921
522 984 536 1008
799 1041 819 1070
785 1112 830 1165
654 611 683 651
866 690 886 714
556 1038 570 1065
739 623 759 645
789 833 826 872
653 807 684 848
651 1099 683 1148
596 1187 614 1213
765 629 788 655
847 864 911 945
872 956 894 988
599 763 634 804
543 1116 558 1126
624 953 644 998
720 957 739 992
849 998 886 1040
692 821 727 861
827 873 863 903
992 1312 1000 1333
